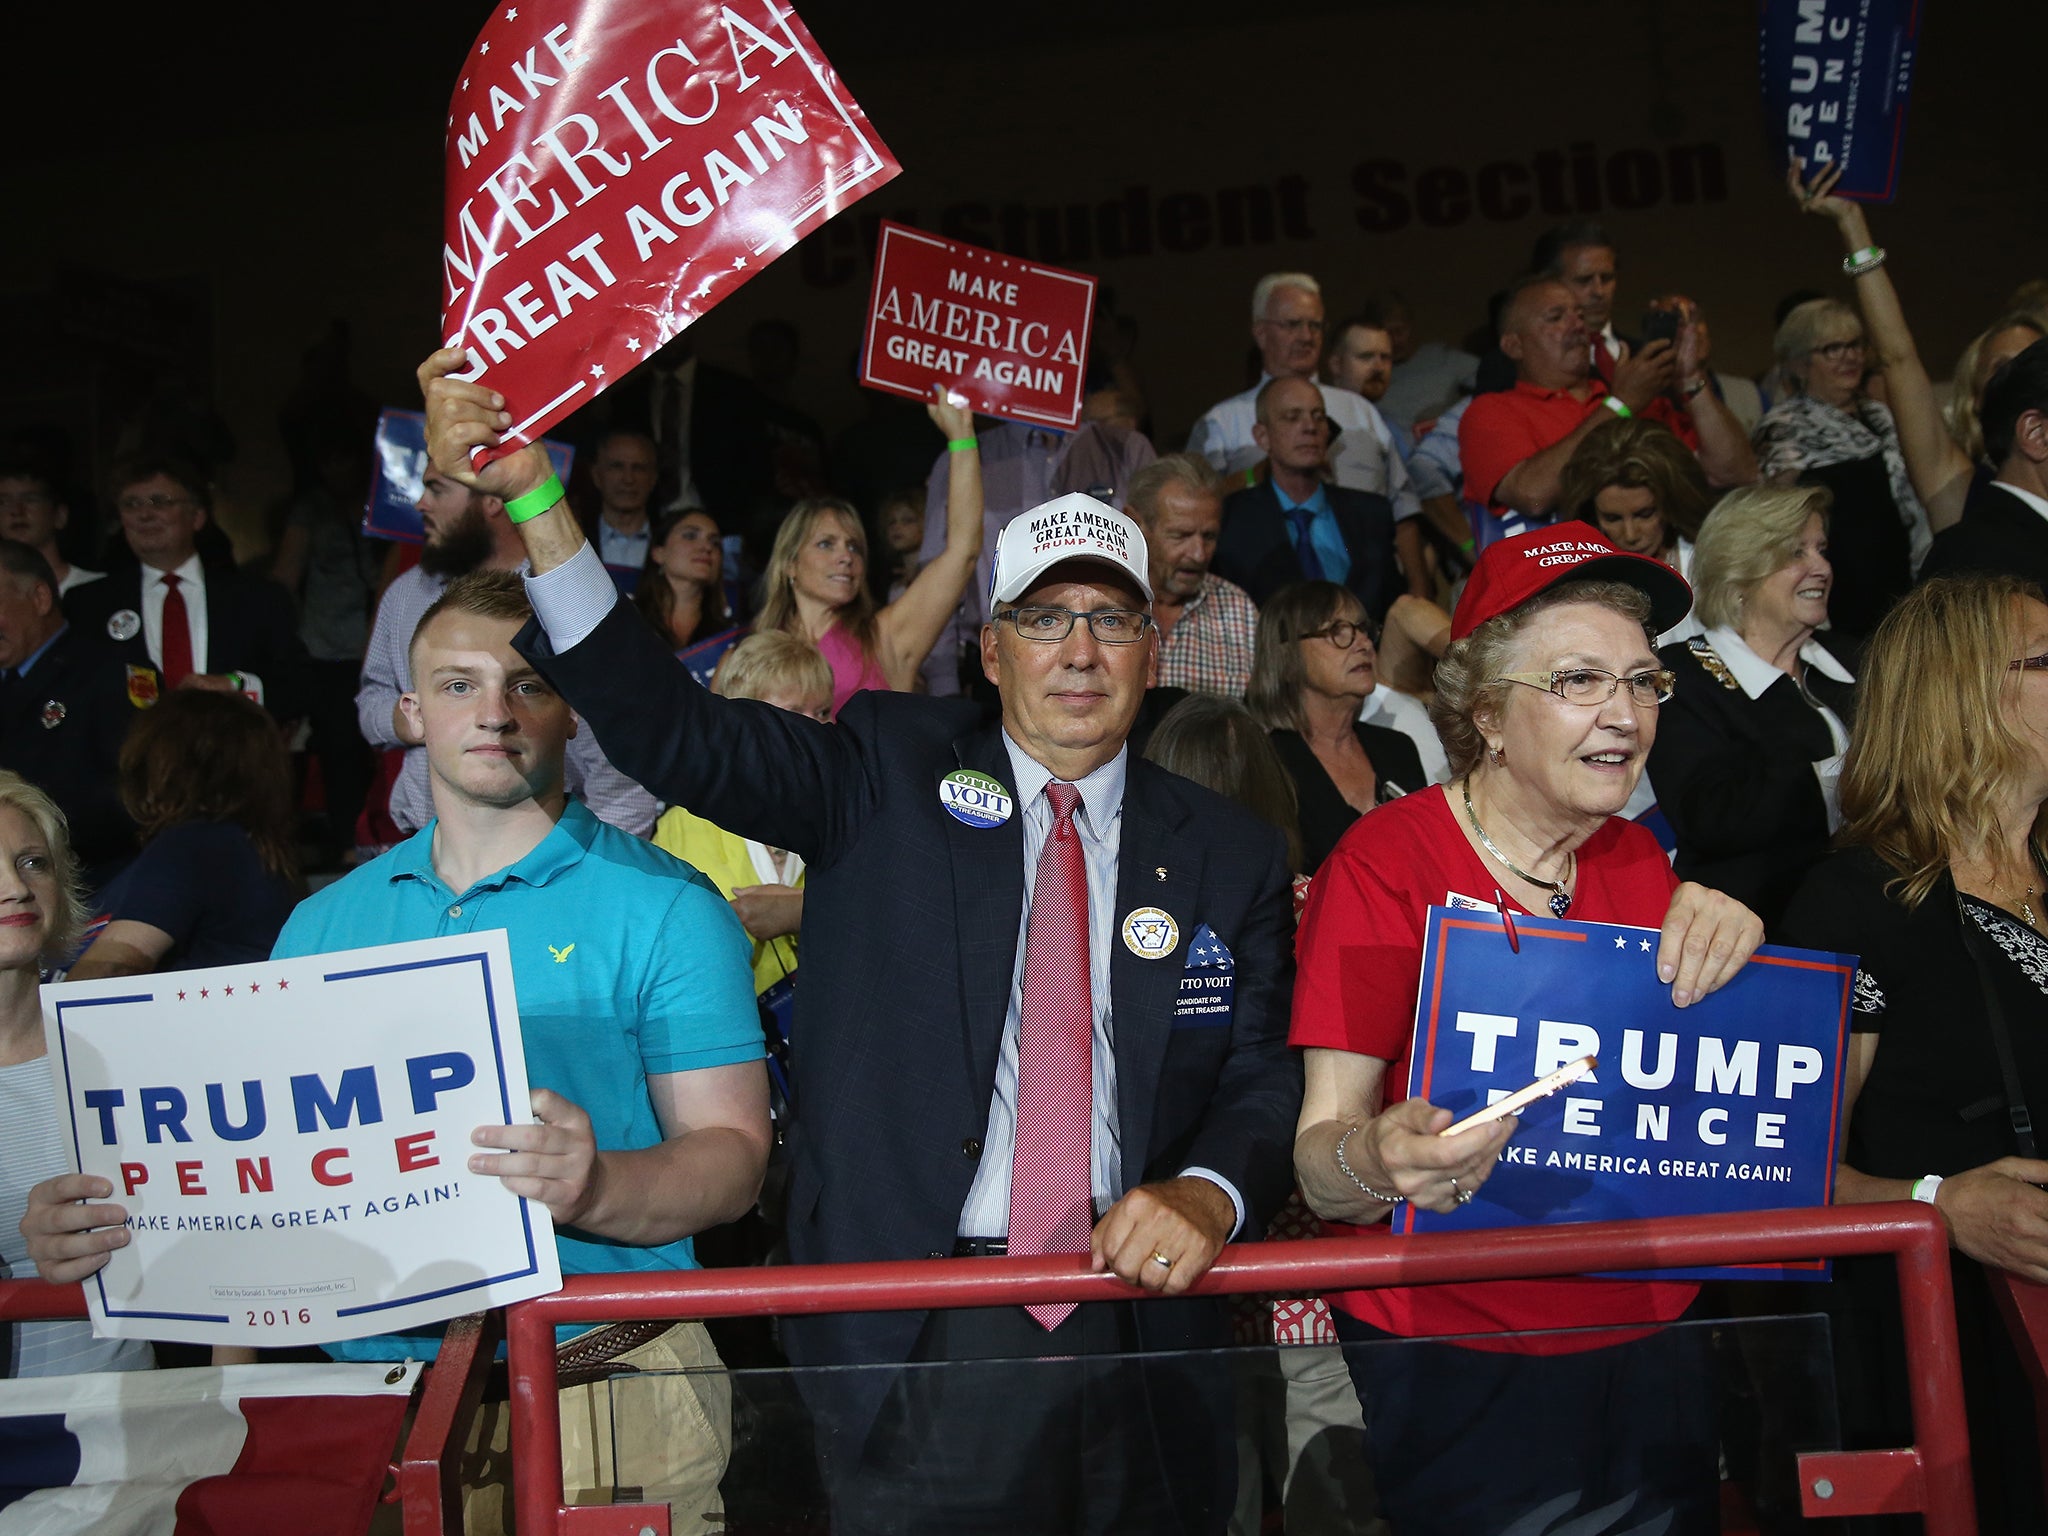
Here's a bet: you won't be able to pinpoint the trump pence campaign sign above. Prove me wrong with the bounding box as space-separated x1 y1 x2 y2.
1402 906 1854 1282
439 0 898 461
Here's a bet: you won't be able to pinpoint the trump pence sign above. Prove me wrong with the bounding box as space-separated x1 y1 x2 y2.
1402 907 1854 1282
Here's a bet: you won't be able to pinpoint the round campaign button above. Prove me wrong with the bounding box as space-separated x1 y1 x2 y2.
107 609 142 642
1121 906 1179 960
939 769 1014 828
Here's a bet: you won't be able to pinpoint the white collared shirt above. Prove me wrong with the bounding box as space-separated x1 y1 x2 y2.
1701 624 1855 829
141 554 207 676
1186 374 1421 521
1994 480 2048 524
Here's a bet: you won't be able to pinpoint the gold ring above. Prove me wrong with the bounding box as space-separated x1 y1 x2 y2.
1151 1252 1173 1269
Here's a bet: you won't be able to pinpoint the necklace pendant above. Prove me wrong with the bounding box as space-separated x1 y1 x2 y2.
1548 891 1572 919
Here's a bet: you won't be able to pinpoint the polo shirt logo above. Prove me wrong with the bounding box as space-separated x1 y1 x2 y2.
548 943 576 964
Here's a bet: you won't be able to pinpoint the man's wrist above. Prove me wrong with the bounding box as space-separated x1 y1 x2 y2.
505 472 567 524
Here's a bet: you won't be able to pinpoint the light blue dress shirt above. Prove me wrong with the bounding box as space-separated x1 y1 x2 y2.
1271 480 1353 588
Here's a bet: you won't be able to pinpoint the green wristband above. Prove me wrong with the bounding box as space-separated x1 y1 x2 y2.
947 437 978 453
1601 396 1633 420
504 472 566 524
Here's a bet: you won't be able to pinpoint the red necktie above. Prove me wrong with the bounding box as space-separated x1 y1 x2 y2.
1009 780 1093 1329
159 573 194 689
1591 337 1617 387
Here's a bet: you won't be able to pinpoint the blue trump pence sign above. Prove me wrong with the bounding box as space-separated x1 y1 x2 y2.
1401 907 1853 1282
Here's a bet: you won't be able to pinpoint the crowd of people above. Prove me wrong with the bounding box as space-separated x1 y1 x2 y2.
3 154 2048 1534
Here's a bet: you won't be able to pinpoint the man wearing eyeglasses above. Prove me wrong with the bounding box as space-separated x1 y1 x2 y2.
417 343 1300 1535
64 456 306 722
1186 272 1423 529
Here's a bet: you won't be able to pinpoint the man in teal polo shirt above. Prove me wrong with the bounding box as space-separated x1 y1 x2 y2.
24 569 770 1533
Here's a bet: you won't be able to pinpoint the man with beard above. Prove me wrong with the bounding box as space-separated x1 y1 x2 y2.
355 469 654 838
1130 455 1257 696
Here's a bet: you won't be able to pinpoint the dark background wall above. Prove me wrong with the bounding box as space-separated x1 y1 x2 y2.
3 1 2039 550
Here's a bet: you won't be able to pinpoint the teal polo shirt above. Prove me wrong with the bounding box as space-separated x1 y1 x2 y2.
272 800 762 1357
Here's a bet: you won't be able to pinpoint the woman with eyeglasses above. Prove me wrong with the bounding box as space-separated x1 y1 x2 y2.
1751 296 1929 635
1776 574 2048 1532
1648 485 1857 929
1246 582 1425 873
1290 526 1762 1536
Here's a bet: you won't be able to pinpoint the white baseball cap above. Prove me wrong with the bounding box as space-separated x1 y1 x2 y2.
989 493 1153 606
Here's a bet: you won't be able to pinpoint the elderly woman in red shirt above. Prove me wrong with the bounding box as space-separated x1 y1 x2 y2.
1290 525 1764 1536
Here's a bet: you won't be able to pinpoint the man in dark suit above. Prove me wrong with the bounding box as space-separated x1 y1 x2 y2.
0 540 138 883
422 346 1301 1533
1921 338 2048 592
64 456 307 723
1215 375 1400 623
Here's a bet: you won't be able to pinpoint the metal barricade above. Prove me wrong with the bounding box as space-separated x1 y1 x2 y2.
501 1202 1976 1536
0 1278 486 1536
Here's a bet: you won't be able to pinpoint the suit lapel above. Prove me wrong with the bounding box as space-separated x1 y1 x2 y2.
1110 759 1200 1186
945 724 1027 1103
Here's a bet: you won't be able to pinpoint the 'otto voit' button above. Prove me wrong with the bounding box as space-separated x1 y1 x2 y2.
961 1138 982 1160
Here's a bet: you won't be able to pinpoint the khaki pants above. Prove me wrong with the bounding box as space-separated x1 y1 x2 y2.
375 1321 731 1535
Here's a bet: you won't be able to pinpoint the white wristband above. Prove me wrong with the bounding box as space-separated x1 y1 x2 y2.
1910 1174 1944 1205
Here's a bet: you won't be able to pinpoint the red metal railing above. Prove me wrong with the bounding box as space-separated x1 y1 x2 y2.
500 1203 1976 1536
0 1278 481 1536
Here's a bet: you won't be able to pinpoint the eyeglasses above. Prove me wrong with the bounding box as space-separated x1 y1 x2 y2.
117 493 197 515
1302 619 1375 650
1262 317 1325 335
1810 339 1867 362
995 607 1157 644
1497 668 1676 706
2010 652 2048 671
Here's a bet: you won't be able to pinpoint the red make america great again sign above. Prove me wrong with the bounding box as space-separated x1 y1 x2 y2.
440 0 898 461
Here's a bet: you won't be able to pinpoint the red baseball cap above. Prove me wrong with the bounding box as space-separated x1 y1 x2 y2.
1450 525 1693 640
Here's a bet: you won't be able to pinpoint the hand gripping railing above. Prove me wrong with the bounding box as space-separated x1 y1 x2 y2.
0 1278 486 1536
500 1202 1975 1536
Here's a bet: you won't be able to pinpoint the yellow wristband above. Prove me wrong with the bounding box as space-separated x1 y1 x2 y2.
504 472 566 524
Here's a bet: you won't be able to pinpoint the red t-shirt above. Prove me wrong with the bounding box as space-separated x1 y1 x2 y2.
1289 785 1695 1346
1460 380 1700 516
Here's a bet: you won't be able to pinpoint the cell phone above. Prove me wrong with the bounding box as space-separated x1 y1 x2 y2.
1639 309 1681 349
1438 1055 1597 1137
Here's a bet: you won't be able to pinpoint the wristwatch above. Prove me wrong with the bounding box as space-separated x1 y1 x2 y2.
1910 1174 1944 1205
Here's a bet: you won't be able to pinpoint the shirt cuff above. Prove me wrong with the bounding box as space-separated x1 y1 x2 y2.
523 544 619 652
1179 1167 1247 1240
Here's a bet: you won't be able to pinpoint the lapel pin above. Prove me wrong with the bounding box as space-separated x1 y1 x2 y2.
1155 866 1167 881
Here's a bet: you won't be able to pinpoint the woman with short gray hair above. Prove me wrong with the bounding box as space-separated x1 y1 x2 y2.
1649 484 1858 927
1750 297 1929 633
1291 525 1763 1535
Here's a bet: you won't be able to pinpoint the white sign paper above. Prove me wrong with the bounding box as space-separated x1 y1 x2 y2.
42 931 561 1347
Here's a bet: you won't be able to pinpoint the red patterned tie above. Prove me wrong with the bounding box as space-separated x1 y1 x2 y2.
1009 780 1093 1329
159 573 194 689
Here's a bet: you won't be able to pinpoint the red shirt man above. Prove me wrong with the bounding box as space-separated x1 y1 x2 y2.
1461 277 1755 522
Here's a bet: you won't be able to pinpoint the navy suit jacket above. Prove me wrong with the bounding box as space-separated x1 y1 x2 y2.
1214 478 1399 621
1920 478 2048 594
65 565 309 723
516 599 1301 1430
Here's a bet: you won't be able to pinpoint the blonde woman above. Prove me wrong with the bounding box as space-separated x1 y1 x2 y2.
0 771 152 1375
754 394 982 714
1779 574 2048 1532
652 632 830 995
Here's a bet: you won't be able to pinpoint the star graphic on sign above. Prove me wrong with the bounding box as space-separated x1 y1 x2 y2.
199 988 209 998
462 78 470 89
1614 935 1627 949
278 980 289 991
506 5 518 16
224 986 234 996
733 256 749 270
590 363 606 380
625 337 642 353
177 990 186 1001
480 40 491 55
250 983 261 993
1640 938 1654 952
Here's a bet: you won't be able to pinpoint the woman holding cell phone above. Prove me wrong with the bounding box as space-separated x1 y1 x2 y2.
1289 524 1764 1536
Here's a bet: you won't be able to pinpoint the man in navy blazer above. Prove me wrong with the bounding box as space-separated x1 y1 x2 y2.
1214 374 1400 623
421 350 1301 1534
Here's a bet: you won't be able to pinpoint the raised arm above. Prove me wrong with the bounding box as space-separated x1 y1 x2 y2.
875 392 984 688
1789 158 1971 530
1673 308 1758 487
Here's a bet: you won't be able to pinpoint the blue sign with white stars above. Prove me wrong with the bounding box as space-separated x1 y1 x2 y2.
1401 906 1855 1282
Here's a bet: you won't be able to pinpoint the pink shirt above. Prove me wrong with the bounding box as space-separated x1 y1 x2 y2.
817 622 889 716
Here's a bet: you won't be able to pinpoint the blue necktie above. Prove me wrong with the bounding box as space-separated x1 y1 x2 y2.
1288 507 1328 582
